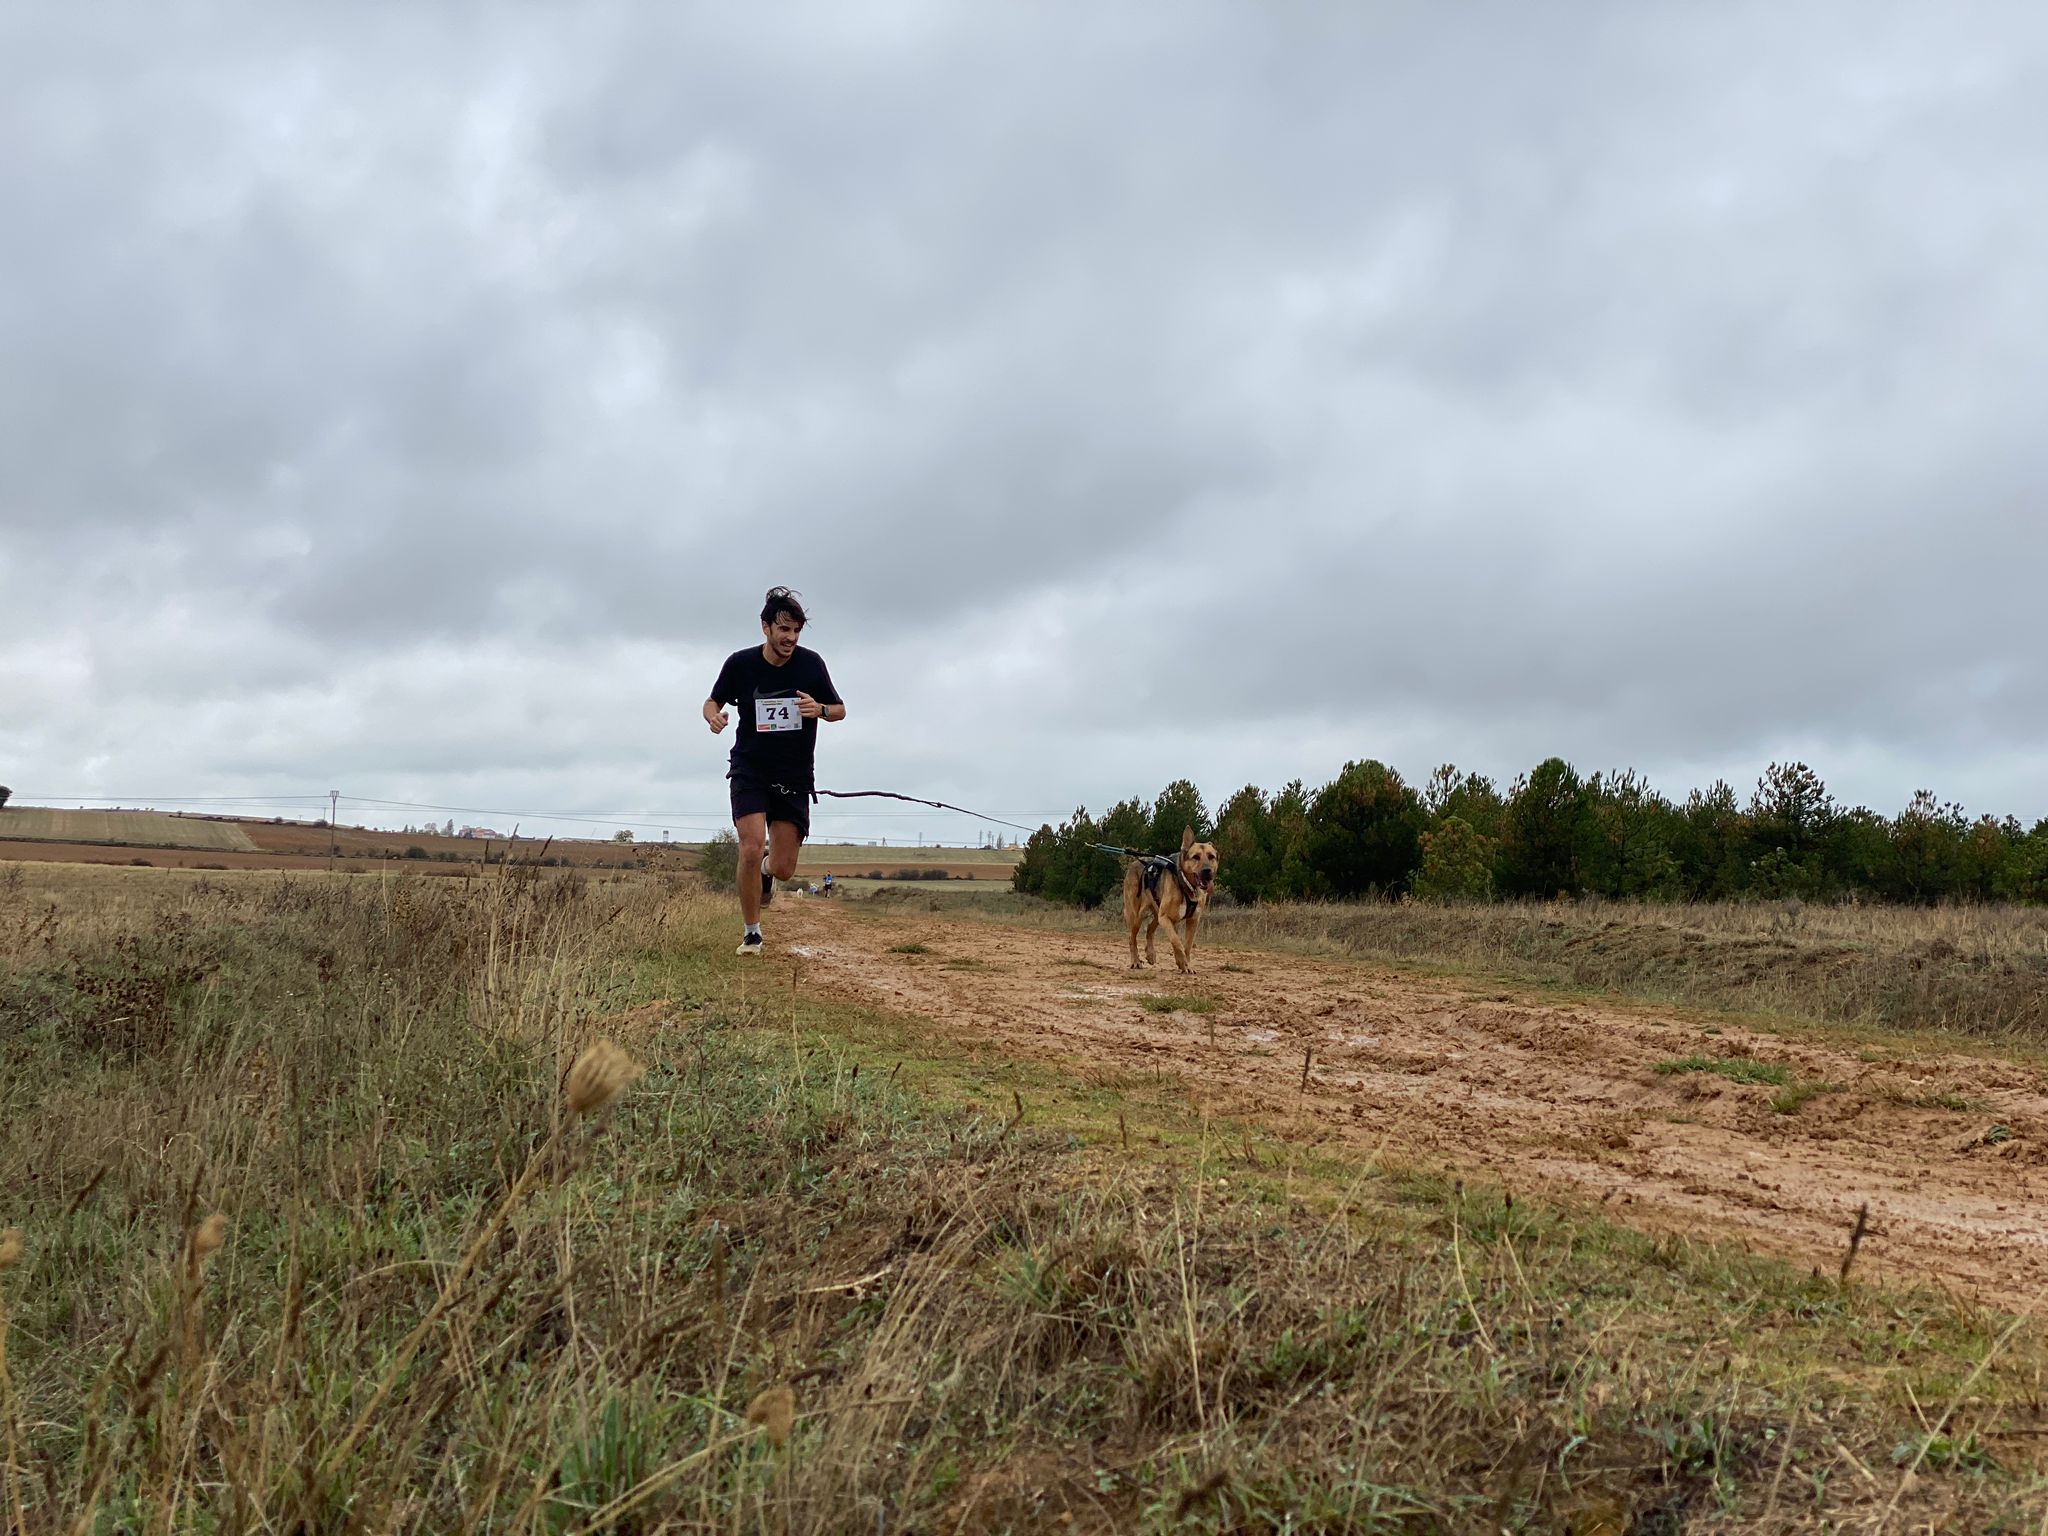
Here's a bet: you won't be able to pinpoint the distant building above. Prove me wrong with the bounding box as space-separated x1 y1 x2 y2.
458 826 506 839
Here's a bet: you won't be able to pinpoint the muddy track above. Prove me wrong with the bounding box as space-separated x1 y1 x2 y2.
769 901 2048 1298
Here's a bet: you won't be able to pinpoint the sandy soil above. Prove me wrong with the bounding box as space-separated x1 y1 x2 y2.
768 901 2048 1299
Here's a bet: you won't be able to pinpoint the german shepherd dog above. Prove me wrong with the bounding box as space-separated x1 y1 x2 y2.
1124 827 1221 973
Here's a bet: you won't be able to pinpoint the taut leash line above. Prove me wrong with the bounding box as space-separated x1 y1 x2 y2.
767 782 1169 869
769 783 1043 836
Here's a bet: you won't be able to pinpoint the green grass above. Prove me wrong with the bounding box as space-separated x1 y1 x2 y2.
1769 1080 1842 1115
1652 1054 1846 1115
1654 1054 1791 1086
1911 1090 1984 1112
1136 992 1217 1014
888 941 929 954
4 863 2047 1530
1874 1084 1987 1113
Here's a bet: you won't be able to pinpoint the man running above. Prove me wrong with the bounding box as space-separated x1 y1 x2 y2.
703 587 844 955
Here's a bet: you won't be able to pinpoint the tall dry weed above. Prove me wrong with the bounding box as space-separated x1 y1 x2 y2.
1203 895 2048 1039
3 864 2044 1531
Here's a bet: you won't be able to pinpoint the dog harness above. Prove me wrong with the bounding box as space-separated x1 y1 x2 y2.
1140 853 1201 909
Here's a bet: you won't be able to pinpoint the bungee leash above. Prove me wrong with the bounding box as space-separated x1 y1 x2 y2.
769 782 1042 836
767 781 1165 865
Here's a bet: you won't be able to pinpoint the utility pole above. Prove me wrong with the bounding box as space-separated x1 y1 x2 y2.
329 789 339 859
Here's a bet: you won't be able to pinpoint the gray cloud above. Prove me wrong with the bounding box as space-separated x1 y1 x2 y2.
4 2 2047 844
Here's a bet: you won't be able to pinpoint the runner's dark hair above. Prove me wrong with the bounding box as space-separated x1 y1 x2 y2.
760 586 807 629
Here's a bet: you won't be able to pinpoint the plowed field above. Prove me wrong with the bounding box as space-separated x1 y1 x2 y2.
0 810 256 850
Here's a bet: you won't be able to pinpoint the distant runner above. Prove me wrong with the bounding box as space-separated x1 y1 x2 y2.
703 587 844 956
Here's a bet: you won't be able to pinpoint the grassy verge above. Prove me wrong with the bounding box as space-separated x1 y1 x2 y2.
2 865 2046 1530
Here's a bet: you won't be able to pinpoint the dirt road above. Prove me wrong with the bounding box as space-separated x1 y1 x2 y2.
772 901 2048 1298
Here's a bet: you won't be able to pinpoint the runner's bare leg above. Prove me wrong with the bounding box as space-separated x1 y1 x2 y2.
736 812 767 925
767 820 803 883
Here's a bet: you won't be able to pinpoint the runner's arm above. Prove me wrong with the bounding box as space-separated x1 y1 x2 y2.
705 654 741 734
811 659 843 722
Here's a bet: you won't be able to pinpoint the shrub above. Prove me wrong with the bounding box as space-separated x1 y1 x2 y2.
698 831 740 889
1412 817 1494 901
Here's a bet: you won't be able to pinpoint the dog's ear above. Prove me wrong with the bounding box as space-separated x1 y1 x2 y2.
1181 825 1195 853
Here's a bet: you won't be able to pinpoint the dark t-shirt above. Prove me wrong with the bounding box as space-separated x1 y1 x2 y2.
709 645 842 787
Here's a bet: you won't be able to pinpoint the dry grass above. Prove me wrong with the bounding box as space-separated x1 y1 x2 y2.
2 864 2046 1530
1205 897 2048 1042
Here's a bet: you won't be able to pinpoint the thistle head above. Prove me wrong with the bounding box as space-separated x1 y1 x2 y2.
745 1385 796 1448
567 1040 643 1118
190 1213 228 1264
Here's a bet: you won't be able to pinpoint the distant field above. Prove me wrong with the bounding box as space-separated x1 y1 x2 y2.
785 842 1019 865
0 812 1020 877
0 808 675 871
815 876 1015 898
669 839 1020 882
0 809 257 851
797 861 1011 882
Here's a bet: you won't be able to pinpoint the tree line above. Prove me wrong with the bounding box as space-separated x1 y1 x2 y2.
1010 760 2048 908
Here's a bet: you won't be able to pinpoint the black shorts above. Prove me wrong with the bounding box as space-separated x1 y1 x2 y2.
728 768 811 839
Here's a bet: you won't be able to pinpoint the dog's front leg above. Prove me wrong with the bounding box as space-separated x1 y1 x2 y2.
1164 914 1191 973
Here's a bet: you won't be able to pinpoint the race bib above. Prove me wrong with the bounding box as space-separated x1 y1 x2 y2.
754 696 802 733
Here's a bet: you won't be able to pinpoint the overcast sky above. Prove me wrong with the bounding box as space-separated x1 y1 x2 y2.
4 2 2046 847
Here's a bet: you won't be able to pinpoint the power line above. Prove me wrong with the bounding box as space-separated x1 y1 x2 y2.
9 790 1053 844
14 791 1059 827
15 793 330 804
339 796 1055 823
